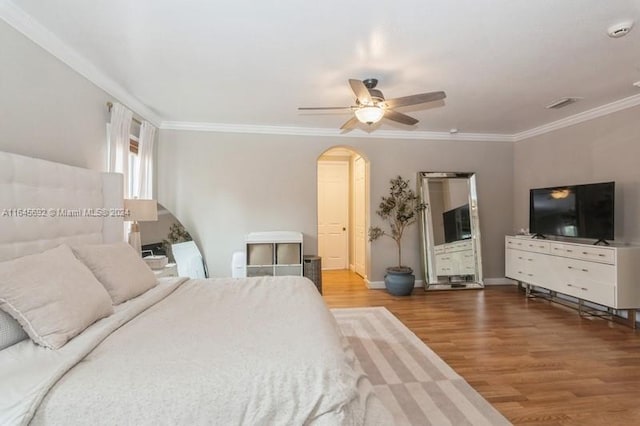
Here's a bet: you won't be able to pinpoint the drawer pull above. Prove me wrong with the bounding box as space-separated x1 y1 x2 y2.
527 273 533 277
518 256 523 260
581 268 588 272
566 249 573 253
567 283 587 291
598 254 605 257
527 258 533 262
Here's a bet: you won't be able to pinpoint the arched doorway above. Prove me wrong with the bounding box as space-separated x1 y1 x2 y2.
317 146 369 279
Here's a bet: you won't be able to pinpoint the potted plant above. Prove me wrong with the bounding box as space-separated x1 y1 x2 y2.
369 175 424 296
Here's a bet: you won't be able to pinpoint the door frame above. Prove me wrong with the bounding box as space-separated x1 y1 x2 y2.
316 146 370 280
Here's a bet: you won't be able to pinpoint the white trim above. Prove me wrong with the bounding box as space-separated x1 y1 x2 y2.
366 278 514 289
365 279 425 289
513 93 640 141
0 1 162 127
160 121 514 142
162 92 640 141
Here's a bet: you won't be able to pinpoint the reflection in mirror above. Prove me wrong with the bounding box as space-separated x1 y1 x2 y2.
418 172 483 290
139 204 192 262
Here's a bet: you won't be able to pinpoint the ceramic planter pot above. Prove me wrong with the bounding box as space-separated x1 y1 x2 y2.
384 267 415 296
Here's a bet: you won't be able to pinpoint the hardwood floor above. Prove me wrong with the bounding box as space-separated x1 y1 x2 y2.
322 270 640 425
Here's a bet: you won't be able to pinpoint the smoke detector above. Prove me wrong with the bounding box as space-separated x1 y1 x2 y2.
607 21 634 38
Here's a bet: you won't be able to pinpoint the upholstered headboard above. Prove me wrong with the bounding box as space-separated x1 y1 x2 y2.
0 151 124 262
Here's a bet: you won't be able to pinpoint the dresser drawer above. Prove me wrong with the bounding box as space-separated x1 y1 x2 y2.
558 280 616 307
447 240 472 253
549 243 615 265
549 243 579 257
505 237 526 250
521 240 550 254
505 237 549 254
575 246 615 265
564 258 616 284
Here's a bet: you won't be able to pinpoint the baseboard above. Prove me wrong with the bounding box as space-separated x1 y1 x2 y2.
365 277 516 289
366 279 424 290
484 277 517 285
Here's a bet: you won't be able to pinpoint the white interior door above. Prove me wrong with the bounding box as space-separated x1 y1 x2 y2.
354 156 366 277
318 161 349 270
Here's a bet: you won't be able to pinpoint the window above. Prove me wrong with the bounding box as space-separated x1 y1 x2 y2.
128 137 139 197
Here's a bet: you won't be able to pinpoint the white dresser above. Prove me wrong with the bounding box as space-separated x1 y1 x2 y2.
505 236 640 313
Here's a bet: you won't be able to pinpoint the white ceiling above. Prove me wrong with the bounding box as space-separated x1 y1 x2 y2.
5 0 640 136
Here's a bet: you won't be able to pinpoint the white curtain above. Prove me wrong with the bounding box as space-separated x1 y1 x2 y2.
136 121 156 199
107 103 133 197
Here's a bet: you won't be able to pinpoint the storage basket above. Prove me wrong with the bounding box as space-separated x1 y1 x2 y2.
303 255 322 294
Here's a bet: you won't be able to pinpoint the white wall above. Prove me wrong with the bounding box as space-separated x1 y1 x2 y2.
0 20 118 169
157 130 514 281
513 105 640 245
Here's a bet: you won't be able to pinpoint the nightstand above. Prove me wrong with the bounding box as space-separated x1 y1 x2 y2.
152 263 178 278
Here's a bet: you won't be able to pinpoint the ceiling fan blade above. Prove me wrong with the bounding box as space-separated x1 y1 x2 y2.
348 79 372 105
384 109 419 125
340 116 359 130
385 91 446 109
298 106 353 110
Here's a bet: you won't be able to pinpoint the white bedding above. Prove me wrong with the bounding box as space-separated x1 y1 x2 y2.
1 276 391 426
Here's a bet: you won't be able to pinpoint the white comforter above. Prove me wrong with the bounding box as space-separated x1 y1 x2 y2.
1 276 391 425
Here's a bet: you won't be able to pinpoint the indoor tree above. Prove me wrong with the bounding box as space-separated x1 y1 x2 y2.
369 175 424 273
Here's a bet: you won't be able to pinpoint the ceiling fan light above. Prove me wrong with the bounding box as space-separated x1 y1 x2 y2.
354 106 384 124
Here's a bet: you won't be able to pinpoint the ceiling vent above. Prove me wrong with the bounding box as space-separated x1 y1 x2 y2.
607 21 634 38
545 97 581 110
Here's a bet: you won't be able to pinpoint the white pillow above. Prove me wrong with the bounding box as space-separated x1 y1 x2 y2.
0 309 27 350
72 242 157 305
0 244 114 349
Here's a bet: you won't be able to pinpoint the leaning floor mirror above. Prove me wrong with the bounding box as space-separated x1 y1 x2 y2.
418 172 484 290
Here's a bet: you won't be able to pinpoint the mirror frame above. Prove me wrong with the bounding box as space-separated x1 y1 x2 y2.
418 172 484 290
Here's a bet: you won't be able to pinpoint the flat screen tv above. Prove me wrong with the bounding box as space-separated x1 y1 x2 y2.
443 204 471 243
529 182 614 242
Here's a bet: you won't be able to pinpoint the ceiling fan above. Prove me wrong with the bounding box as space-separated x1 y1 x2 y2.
298 78 446 130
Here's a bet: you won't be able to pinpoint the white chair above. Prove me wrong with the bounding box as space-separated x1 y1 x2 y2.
171 241 207 278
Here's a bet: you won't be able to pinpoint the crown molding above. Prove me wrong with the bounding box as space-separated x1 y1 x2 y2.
0 0 162 127
160 121 515 142
513 93 640 141
162 93 640 142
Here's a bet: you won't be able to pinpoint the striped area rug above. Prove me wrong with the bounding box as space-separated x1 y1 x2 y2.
332 307 511 426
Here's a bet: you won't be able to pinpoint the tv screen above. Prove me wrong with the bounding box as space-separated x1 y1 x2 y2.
529 182 614 241
443 204 471 243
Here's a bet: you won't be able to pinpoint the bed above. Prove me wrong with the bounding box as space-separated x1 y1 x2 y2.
0 151 392 425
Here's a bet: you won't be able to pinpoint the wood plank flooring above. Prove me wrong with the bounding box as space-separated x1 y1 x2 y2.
321 270 640 425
